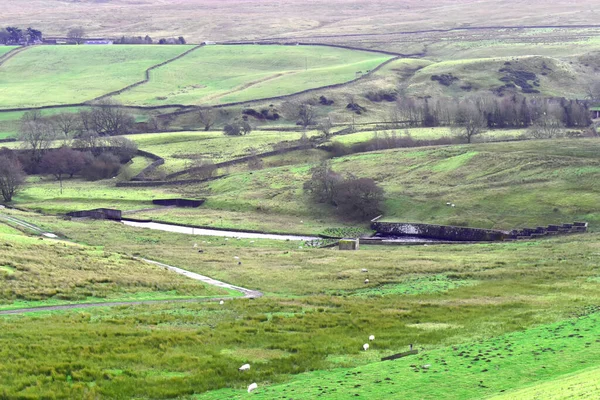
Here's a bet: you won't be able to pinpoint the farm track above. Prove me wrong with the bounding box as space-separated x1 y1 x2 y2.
0 46 31 67
0 214 263 315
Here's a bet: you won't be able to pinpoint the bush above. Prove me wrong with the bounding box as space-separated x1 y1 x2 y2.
333 177 384 219
81 153 121 181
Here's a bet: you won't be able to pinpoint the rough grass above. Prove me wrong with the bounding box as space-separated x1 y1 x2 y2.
0 45 189 108
4 211 600 398
0 230 228 306
114 45 392 106
195 311 600 399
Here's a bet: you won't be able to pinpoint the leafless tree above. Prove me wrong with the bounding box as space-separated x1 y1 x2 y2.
67 27 86 44
52 113 80 145
197 107 217 131
90 100 135 136
282 101 316 128
452 102 486 143
19 115 58 163
528 117 564 139
0 153 25 202
318 117 333 138
189 157 217 179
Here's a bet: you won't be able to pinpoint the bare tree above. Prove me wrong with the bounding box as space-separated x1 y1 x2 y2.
528 117 564 139
282 101 316 128
19 115 58 164
0 154 25 202
197 107 217 131
90 100 135 136
317 117 333 138
189 157 217 179
67 27 86 44
453 102 486 143
52 113 79 145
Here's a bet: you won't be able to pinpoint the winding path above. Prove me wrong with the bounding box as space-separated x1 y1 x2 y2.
0 214 263 315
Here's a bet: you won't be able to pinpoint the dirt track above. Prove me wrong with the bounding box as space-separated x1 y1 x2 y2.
0 214 263 315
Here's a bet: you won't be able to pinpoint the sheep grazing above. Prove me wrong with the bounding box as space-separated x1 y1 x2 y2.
369 335 375 341
219 300 224 305
363 343 369 351
451 204 456 207
239 364 250 371
234 256 240 260
247 382 258 393
193 243 198 248
361 268 368 273
364 279 370 284
446 202 451 206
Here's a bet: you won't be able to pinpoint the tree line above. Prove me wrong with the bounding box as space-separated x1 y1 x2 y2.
0 27 43 45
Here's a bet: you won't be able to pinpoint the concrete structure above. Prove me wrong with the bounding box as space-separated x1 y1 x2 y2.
66 208 122 220
339 239 360 250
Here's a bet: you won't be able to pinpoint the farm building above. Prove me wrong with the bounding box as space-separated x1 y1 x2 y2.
85 40 113 45
591 106 600 119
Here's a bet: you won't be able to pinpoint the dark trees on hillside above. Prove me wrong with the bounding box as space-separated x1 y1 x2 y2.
333 177 384 219
304 161 383 219
0 150 25 202
223 121 252 136
282 101 316 128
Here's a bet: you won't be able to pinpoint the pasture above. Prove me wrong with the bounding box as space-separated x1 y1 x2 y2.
114 45 393 106
1 210 600 398
0 45 189 108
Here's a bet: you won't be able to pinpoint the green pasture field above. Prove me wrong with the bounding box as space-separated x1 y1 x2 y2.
3 210 600 398
126 130 320 173
114 45 393 106
134 137 599 234
490 366 600 399
0 46 16 57
332 128 527 146
11 137 600 235
13 176 177 214
0 45 190 109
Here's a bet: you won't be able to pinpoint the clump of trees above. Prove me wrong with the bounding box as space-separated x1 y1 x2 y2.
0 148 25 202
0 27 43 45
304 161 383 219
223 121 252 136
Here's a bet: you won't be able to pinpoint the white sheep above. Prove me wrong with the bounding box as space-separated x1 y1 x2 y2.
219 300 224 305
239 364 250 371
451 204 456 208
363 343 369 351
248 382 258 393
361 268 368 273
369 335 375 341
234 256 240 260
364 279 370 284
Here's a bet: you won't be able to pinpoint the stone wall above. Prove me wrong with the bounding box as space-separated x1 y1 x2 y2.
371 221 589 242
372 222 508 242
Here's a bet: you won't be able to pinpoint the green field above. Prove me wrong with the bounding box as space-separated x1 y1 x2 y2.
126 130 320 173
2 209 600 398
0 46 16 57
114 45 393 106
0 45 190 108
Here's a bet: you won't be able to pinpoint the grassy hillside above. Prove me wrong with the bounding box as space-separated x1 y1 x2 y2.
0 222 229 310
490 366 600 399
0 45 189 108
114 45 392 106
0 1 597 44
4 211 600 398
126 130 320 174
